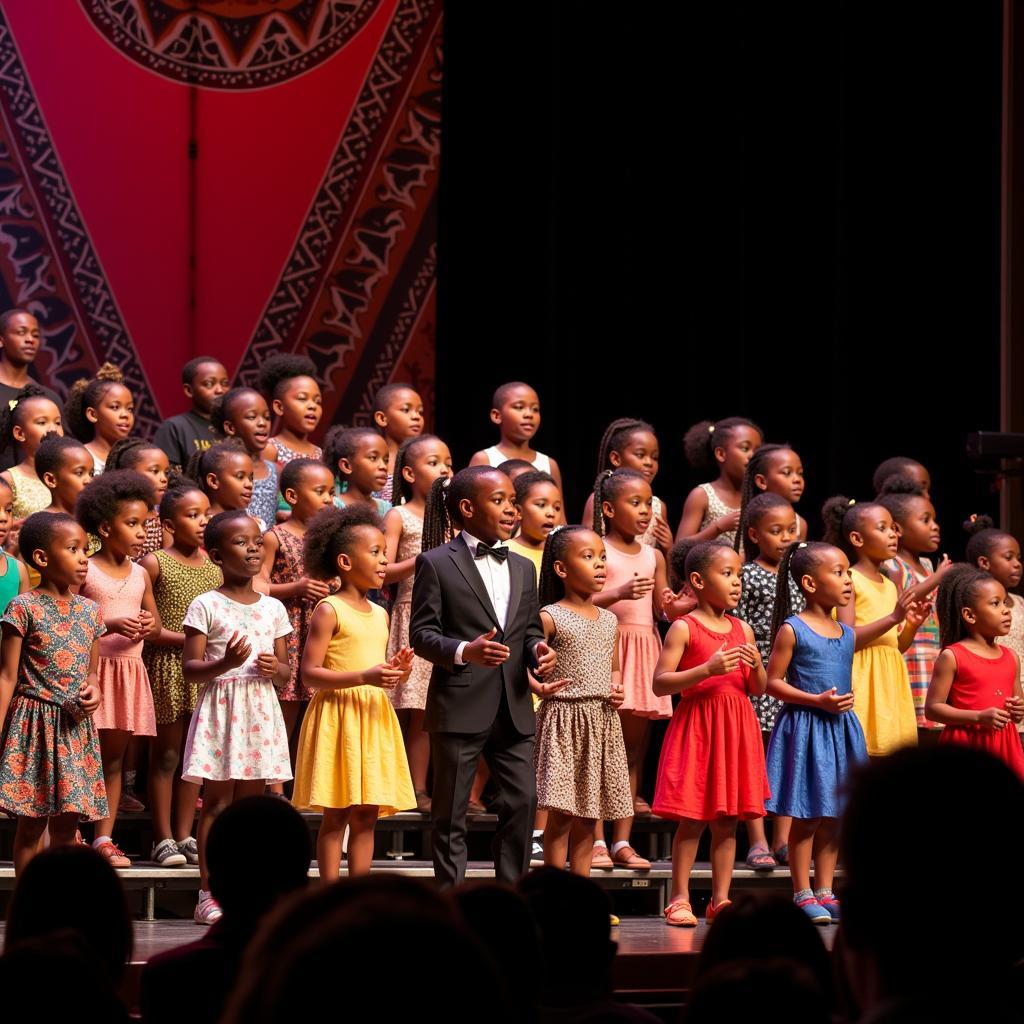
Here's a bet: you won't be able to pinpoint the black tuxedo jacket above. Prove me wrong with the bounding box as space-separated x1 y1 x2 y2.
410 534 544 735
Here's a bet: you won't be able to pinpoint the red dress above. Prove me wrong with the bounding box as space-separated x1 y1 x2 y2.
939 643 1024 780
652 614 769 821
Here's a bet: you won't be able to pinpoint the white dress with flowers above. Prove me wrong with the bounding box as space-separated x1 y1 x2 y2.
180 591 293 783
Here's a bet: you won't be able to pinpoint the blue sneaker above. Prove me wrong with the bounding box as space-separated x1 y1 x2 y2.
794 895 831 925
816 894 840 922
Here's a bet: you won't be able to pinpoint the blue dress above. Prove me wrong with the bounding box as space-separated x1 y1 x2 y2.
765 616 868 819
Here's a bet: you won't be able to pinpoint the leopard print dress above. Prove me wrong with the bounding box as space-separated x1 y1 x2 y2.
534 603 633 819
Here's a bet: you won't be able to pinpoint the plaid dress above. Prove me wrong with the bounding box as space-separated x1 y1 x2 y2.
886 556 941 730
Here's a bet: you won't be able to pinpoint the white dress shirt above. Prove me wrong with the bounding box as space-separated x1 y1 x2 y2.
454 531 511 665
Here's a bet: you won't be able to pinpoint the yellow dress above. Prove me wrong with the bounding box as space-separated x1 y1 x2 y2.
850 568 918 756
292 595 415 815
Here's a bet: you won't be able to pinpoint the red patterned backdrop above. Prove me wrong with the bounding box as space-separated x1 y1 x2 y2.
0 0 438 436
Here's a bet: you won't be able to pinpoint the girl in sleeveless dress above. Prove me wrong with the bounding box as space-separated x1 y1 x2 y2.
733 443 808 545
469 381 563 490
652 540 768 926
676 417 762 548
963 516 1024 711
878 477 951 737
823 496 929 756
0 385 64 523
77 470 161 867
382 435 452 811
371 383 426 504
765 542 869 925
213 388 278 531
927 565 1024 778
591 469 669 870
257 354 324 467
533 526 632 876
259 458 336 784
580 418 672 555
733 493 802 870
141 483 221 866
293 504 416 881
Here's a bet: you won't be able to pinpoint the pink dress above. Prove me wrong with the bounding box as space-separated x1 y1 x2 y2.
604 541 670 719
80 561 157 736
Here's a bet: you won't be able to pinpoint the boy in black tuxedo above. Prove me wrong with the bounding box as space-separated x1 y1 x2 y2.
410 466 556 886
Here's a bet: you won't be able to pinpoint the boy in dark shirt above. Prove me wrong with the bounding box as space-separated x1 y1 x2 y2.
152 357 230 471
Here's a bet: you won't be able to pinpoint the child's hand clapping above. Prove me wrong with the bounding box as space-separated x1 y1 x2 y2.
977 705 1011 730
364 660 405 688
817 687 855 714
221 631 252 670
136 609 156 640
705 641 746 676
391 646 415 683
903 599 931 631
1005 695 1024 723
661 587 697 621
650 516 673 554
607 678 625 709
105 615 145 641
736 643 762 669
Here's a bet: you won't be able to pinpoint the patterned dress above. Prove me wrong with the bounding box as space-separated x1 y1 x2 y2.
138 512 164 560
0 592 108 819
181 591 292 783
269 438 322 513
247 460 279 532
80 561 157 736
534 604 633 819
386 505 432 710
270 524 316 702
698 481 740 548
997 592 1024 734
7 464 51 520
733 561 805 732
886 556 941 730
142 551 222 724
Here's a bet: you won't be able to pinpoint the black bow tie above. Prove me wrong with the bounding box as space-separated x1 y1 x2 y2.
475 542 508 563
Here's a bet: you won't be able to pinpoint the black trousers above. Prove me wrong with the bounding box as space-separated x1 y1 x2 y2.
429 689 536 888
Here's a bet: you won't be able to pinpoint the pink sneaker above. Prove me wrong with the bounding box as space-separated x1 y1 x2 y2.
94 841 131 868
194 890 222 925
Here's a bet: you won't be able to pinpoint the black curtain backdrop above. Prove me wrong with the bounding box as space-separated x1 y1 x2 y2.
438 2 1004 556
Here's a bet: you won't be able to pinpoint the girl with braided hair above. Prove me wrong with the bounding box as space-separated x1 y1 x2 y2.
533 525 631 879
675 417 762 547
381 434 452 811
964 514 1024 695
580 418 672 554
764 541 868 925
732 443 807 557
590 468 670 870
106 437 171 558
925 565 1024 777
877 475 951 736
823 496 929 756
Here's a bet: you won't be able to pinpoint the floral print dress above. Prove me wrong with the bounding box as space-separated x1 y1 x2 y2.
0 592 108 819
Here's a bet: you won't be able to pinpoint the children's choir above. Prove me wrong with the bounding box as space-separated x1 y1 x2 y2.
1 306 1023 930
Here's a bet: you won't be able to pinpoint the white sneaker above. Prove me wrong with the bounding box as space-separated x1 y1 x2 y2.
530 836 544 867
152 838 187 867
194 890 222 925
176 836 199 865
